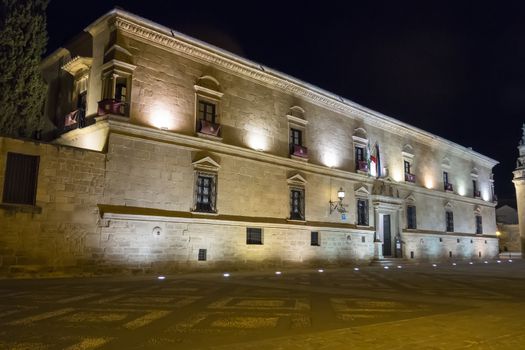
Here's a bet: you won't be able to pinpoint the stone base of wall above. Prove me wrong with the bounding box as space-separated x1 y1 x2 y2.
90 218 376 274
403 231 499 261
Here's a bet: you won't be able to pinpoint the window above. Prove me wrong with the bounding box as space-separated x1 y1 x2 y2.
357 199 369 226
407 205 417 229
290 188 305 220
194 173 216 213
198 100 216 123
2 153 39 205
115 77 128 103
355 146 364 161
443 171 449 185
404 160 411 175
198 249 207 261
246 228 263 245
290 128 302 146
475 215 482 234
446 211 454 232
311 231 319 246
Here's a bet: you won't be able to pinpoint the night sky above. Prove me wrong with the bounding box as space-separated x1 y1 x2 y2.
46 1 525 205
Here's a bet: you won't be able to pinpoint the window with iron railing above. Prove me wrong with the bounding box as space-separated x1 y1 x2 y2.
407 205 417 229
246 228 263 245
194 173 216 213
357 199 369 226
446 211 454 232
290 188 305 220
475 215 482 234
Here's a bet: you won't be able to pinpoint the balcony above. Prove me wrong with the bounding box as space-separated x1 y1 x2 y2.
59 108 94 134
97 99 128 116
357 160 369 173
444 183 454 192
474 190 481 198
405 173 416 183
198 119 221 137
290 144 308 159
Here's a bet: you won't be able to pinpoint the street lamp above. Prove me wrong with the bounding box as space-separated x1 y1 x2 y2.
329 187 347 214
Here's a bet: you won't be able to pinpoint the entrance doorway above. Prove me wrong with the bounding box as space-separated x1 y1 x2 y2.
382 214 392 256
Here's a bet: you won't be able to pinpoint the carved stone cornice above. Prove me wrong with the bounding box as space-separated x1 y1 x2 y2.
111 12 497 168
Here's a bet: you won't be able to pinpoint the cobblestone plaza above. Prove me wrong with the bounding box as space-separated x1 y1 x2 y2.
1 261 524 349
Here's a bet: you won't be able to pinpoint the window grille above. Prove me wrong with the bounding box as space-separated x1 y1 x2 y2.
446 211 454 232
407 205 417 229
246 228 263 245
2 153 39 205
311 231 319 246
198 249 207 261
357 199 369 226
195 173 216 213
290 188 305 220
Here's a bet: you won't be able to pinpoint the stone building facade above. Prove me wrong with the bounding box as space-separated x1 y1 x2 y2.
0 9 499 274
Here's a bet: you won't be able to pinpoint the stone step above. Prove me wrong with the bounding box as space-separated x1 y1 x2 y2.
369 258 409 267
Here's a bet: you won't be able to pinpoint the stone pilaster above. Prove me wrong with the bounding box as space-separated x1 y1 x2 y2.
512 123 525 255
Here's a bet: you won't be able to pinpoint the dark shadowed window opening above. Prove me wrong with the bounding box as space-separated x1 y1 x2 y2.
357 199 369 226
246 228 263 245
407 205 416 229
198 249 207 261
311 231 319 246
2 153 40 205
446 211 454 232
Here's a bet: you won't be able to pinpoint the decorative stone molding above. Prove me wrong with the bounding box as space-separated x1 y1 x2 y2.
62 56 93 76
111 12 497 168
287 173 307 187
192 156 220 172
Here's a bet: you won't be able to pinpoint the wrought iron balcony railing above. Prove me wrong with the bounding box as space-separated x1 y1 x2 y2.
357 160 369 172
97 99 128 116
290 144 308 158
405 173 416 183
198 119 221 137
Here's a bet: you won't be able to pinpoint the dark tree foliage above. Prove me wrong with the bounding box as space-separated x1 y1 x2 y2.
0 0 48 138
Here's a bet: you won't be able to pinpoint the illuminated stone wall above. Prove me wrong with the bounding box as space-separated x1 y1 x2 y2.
0 138 105 273
98 219 375 270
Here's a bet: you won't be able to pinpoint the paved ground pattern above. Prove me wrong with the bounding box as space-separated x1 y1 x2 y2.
0 260 524 349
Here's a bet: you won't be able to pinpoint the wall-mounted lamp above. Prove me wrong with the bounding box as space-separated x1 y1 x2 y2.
329 187 347 214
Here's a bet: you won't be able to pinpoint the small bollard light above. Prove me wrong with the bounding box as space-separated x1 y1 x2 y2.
432 264 437 267
484 261 488 264
384 266 389 270
469 262 473 265
318 269 324 273
157 276 166 280
223 273 230 277
509 260 513 263
497 260 501 263
275 271 282 275
452 263 457 266
397 265 402 269
354 267 360 271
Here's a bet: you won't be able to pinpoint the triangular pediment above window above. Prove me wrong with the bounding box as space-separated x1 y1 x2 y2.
471 167 479 178
355 185 370 197
192 156 220 171
444 201 453 210
405 194 416 203
287 174 307 186
473 205 481 215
